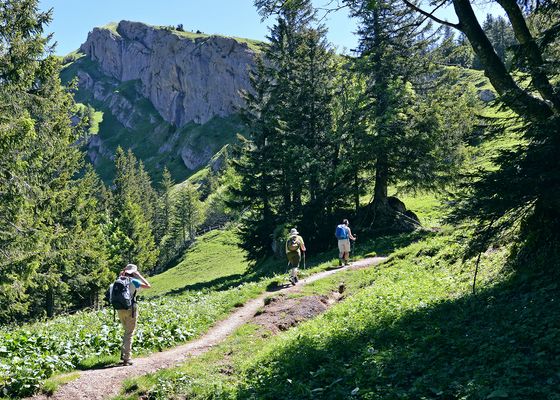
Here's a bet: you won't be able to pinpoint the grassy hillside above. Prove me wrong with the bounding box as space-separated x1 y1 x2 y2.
146 230 249 298
234 235 557 400
101 21 265 52
116 229 560 400
0 227 342 398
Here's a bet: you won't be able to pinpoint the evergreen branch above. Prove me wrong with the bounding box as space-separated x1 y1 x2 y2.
401 0 461 29
316 1 348 24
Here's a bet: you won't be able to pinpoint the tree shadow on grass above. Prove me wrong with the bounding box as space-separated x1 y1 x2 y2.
355 229 436 258
160 253 327 297
155 231 433 299
164 273 249 296
76 354 121 370
236 268 560 400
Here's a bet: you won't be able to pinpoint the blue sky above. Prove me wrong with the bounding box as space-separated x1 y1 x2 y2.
39 0 504 56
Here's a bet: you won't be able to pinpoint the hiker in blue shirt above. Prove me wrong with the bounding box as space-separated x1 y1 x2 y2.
335 219 356 266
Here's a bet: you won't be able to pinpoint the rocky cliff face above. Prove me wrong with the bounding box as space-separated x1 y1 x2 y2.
80 21 256 126
64 21 257 182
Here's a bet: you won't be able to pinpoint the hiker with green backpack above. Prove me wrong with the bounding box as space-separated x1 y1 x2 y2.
335 219 356 266
107 263 151 366
285 228 306 285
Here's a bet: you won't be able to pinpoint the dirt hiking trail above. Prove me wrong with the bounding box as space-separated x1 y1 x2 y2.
29 257 386 400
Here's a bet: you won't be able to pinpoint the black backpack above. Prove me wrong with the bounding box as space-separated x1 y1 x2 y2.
106 276 135 310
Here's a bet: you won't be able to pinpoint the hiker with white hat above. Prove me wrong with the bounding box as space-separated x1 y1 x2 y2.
285 228 306 285
115 263 151 365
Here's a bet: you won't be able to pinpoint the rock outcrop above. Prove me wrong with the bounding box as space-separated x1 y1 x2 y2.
80 21 256 126
64 21 257 181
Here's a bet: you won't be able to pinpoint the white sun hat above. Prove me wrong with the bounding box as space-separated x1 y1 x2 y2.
124 263 138 274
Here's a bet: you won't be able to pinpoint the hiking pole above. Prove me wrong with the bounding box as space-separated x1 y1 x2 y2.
303 251 306 270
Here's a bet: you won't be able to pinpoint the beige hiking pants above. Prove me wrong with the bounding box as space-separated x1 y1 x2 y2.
117 307 137 361
338 239 351 261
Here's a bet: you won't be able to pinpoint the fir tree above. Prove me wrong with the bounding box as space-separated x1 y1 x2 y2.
32 166 111 316
155 168 175 265
110 147 159 272
109 200 158 271
230 56 285 257
155 167 174 243
234 0 340 255
481 14 516 66
172 183 204 247
350 0 475 230
0 0 107 320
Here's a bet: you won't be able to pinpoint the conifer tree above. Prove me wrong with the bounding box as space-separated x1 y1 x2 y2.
155 167 174 243
349 0 475 230
403 0 560 260
110 147 158 272
435 27 475 67
231 56 286 257
234 0 339 255
108 200 158 271
137 160 158 226
330 60 369 212
289 23 338 235
32 166 111 316
0 0 110 320
65 167 111 309
155 168 176 265
481 14 516 66
172 183 203 247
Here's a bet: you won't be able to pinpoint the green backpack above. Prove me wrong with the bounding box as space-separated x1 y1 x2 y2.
287 236 300 252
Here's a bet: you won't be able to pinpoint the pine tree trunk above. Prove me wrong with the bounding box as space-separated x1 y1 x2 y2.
451 0 554 120
282 170 291 212
372 155 418 231
46 288 54 318
293 187 302 213
354 171 360 212
373 155 389 212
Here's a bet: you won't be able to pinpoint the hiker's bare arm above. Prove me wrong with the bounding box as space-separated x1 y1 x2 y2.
348 228 356 241
134 272 151 288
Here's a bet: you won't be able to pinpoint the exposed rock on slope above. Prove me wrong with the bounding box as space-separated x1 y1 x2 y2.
63 21 258 182
80 21 256 126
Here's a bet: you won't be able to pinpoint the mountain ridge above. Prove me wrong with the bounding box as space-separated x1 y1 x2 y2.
80 20 257 126
62 20 260 182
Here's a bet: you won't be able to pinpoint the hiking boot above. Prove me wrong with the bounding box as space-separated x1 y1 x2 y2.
122 359 133 366
338 259 343 266
289 276 297 286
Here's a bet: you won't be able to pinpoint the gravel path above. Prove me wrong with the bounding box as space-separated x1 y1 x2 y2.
29 257 387 400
